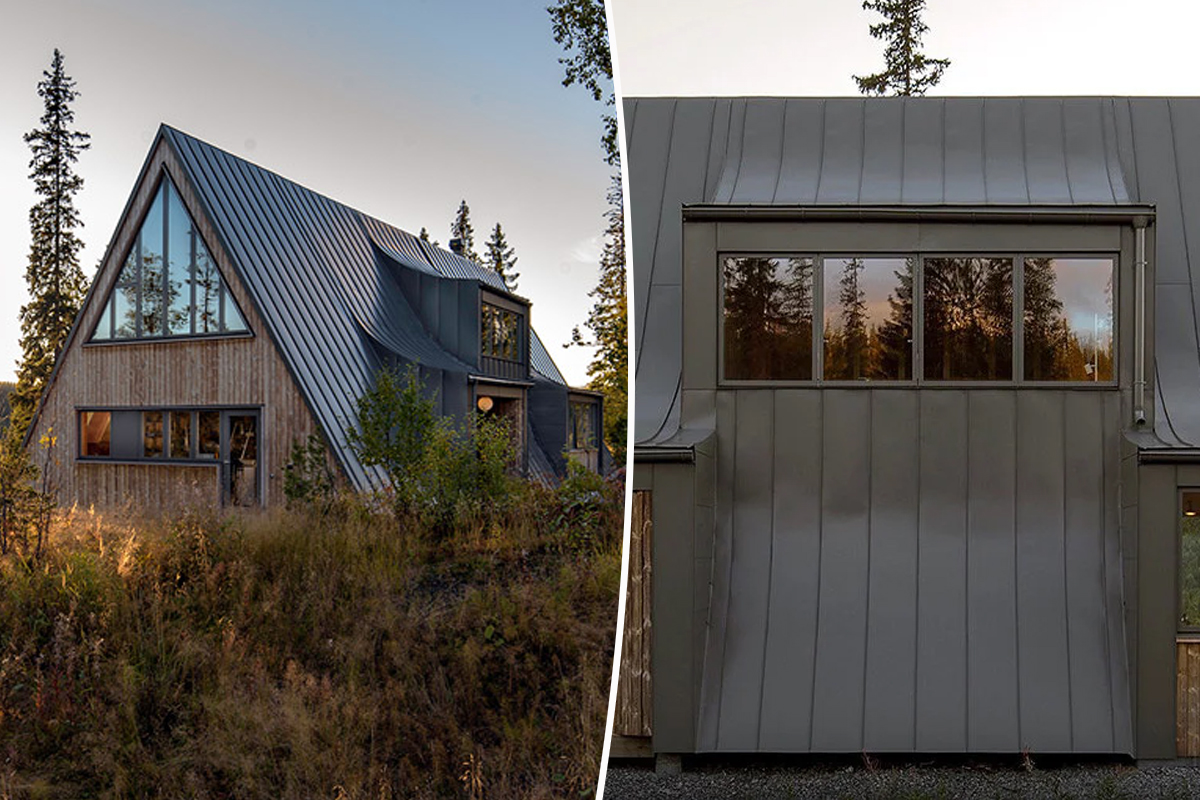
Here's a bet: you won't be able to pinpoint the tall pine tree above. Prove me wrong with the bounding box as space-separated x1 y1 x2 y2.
484 223 519 291
854 0 950 97
570 175 626 460
11 49 90 441
449 200 480 263
551 0 627 461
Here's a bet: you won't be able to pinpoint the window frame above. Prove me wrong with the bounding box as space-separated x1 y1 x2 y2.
84 171 254 346
717 249 1118 388
1180 487 1200 634
75 405 261 466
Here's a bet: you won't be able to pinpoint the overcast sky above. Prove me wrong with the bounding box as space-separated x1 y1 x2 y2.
0 0 610 384
610 0 1200 97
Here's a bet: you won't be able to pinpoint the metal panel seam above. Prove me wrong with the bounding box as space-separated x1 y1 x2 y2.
1061 393 1075 750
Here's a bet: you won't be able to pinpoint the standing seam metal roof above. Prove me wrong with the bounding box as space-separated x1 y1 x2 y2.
162 126 570 489
627 96 1200 449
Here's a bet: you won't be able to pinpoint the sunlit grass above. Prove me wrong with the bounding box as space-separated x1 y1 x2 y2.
0 479 620 799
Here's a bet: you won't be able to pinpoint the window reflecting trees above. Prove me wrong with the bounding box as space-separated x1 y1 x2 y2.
91 176 248 341
722 253 1115 384
923 257 1013 381
723 256 813 380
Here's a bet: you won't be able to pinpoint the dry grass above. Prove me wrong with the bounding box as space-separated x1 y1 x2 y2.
0 480 621 799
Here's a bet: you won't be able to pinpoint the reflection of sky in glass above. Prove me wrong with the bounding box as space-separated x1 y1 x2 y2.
1044 258 1113 336
823 257 908 331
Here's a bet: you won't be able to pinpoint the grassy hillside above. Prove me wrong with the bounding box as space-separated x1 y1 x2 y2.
0 478 621 799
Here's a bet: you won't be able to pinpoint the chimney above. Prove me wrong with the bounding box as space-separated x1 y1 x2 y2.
449 237 464 256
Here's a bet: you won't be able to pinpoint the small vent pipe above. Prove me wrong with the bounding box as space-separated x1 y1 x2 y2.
1134 217 1148 426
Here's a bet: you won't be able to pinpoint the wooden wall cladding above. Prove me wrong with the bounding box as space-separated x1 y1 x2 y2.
27 138 323 509
615 489 653 739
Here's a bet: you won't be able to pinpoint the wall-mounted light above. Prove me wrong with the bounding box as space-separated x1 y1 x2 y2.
1187 500 1197 517
477 396 494 412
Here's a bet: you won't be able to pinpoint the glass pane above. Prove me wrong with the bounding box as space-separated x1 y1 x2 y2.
1183 491 1200 627
114 250 138 338
93 297 113 341
166 183 194 335
923 257 1013 381
170 411 191 458
570 401 594 448
222 286 248 333
143 411 164 458
723 256 813 380
1023 258 1114 382
139 185 166 336
194 246 221 334
197 411 220 459
481 305 492 356
229 414 258 506
823 257 913 380
80 411 110 456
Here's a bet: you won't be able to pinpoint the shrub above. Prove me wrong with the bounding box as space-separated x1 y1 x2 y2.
283 433 337 513
347 366 521 535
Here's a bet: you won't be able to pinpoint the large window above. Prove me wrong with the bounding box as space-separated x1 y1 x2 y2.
91 176 249 342
1182 490 1200 629
481 302 522 362
78 408 245 462
721 253 1115 384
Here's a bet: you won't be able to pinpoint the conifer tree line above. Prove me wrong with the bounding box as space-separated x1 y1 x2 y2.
444 200 520 292
10 49 90 443
550 0 627 461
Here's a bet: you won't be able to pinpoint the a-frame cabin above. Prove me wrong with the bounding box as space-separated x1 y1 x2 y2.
27 125 604 508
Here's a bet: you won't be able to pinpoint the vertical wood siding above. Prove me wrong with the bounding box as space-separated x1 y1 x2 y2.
27 140 323 509
1177 640 1200 756
615 490 653 738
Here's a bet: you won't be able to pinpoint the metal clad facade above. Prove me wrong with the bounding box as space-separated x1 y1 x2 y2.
627 96 1164 756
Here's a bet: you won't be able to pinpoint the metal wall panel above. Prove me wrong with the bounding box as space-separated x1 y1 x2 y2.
966 391 1020 752
943 99 987 204
1016 392 1073 751
1023 100 1074 204
860 100 905 205
730 99 786 204
901 98 945 204
863 390 919 751
759 390 822 751
717 391 775 749
916 391 969 751
816 101 865 204
811 390 871 751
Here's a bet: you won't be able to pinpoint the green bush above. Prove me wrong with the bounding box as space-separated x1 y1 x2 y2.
282 433 336 513
346 366 520 535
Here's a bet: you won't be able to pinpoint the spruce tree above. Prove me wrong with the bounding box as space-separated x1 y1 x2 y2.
551 0 627 461
11 49 90 441
449 200 480 263
854 0 950 97
484 223 520 291
418 226 439 247
569 175 627 460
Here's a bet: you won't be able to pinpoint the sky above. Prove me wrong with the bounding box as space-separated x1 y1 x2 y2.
610 0 1200 97
0 0 611 385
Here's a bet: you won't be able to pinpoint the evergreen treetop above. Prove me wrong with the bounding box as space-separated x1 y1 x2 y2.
418 226 439 247
484 223 520 291
854 0 950 97
450 200 480 263
11 49 90 442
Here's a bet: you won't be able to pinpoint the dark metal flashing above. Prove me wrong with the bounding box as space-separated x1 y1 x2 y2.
683 203 1157 224
1137 449 1200 464
634 446 696 464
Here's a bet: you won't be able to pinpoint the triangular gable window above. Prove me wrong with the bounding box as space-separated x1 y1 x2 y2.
91 175 248 341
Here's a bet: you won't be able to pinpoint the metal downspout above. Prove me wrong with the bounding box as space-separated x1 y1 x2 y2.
1134 217 1148 426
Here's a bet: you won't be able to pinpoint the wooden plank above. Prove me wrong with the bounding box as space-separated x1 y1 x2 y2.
1176 640 1200 756
608 735 652 760
615 490 653 738
26 139 324 509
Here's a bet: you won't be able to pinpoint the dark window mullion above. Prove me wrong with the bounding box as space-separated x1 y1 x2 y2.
190 217 197 335
1014 252 1025 383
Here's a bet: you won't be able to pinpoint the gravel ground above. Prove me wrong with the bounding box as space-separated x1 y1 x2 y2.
602 758 1200 799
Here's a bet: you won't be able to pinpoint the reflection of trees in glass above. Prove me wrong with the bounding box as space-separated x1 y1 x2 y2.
877 258 914 379
723 256 811 380
115 252 138 337
923 257 1013 380
1023 258 1113 381
824 258 910 380
194 248 220 333
140 246 164 336
1182 514 1200 626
